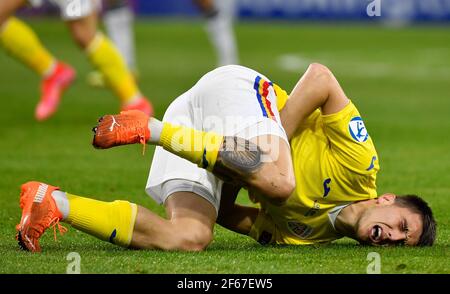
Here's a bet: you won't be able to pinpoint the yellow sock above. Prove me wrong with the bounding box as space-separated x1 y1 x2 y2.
86 33 140 103
0 17 55 76
65 194 137 247
160 122 223 171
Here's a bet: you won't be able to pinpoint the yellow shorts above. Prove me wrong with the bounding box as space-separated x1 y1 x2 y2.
249 209 278 245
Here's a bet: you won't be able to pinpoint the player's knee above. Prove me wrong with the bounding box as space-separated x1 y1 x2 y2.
307 63 332 80
68 22 97 49
173 226 213 252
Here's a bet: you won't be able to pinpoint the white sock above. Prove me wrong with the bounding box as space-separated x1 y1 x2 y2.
205 0 238 66
104 6 136 72
148 118 163 144
51 190 70 220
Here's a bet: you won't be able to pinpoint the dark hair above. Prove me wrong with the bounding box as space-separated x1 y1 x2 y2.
395 195 436 246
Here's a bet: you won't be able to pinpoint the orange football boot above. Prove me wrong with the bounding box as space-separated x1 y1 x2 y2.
121 96 154 117
16 181 66 252
92 110 151 149
35 62 76 121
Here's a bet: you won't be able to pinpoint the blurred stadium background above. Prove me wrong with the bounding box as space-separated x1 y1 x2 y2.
0 0 449 273
27 0 450 22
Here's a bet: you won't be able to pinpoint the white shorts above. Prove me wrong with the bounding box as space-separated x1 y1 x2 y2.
28 0 101 20
145 65 289 214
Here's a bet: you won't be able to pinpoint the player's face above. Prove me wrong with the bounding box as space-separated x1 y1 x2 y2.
355 194 423 246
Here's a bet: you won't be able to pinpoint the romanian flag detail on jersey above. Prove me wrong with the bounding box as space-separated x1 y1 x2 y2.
254 76 276 121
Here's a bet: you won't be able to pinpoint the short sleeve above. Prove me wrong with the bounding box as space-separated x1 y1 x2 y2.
321 101 379 175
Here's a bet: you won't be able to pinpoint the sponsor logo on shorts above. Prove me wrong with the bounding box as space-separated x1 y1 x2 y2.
287 221 313 239
349 116 369 142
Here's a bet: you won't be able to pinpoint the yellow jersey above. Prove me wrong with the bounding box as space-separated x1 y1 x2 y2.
250 85 380 245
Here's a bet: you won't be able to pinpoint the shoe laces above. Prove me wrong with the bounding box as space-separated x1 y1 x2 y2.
49 217 68 241
139 133 146 155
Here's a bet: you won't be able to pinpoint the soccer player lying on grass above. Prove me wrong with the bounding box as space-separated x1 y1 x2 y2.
15 64 436 252
0 0 152 121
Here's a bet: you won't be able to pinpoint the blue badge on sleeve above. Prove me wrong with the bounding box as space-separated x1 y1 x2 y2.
349 117 369 142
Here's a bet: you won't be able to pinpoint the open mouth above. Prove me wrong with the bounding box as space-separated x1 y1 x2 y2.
370 225 383 243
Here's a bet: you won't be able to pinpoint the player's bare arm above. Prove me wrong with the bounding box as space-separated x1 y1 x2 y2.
216 183 258 235
280 63 350 139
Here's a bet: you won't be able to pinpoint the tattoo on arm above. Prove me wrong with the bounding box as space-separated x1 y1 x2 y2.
213 136 263 182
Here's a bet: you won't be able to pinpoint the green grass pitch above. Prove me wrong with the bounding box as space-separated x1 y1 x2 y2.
0 19 449 273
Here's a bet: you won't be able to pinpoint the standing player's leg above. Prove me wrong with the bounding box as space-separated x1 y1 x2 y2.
194 0 239 66
103 0 137 75
0 0 75 121
87 0 138 87
16 181 215 252
63 1 152 115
